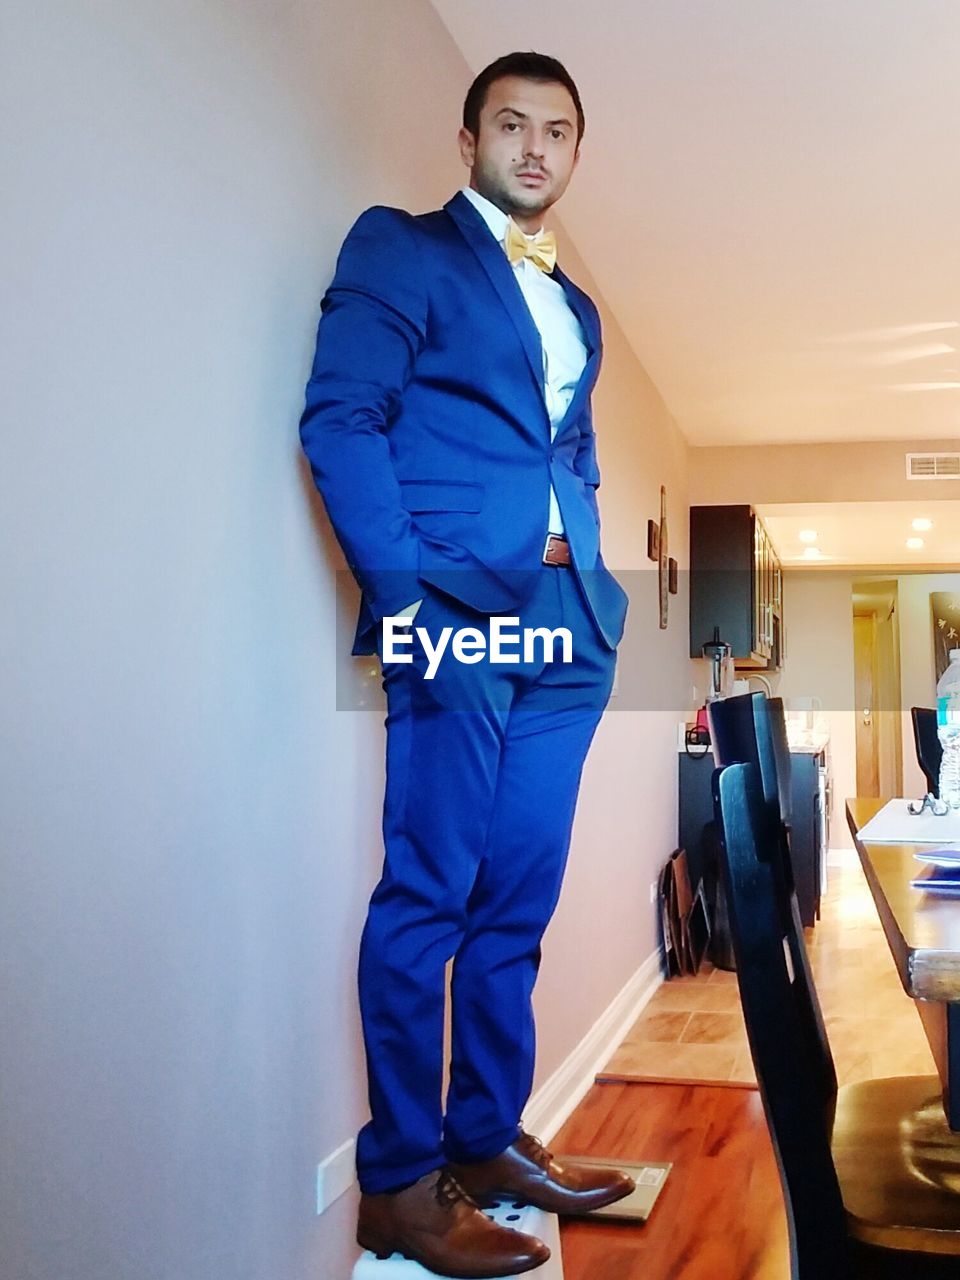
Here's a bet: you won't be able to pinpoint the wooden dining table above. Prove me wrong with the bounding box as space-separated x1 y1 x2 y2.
847 797 960 1130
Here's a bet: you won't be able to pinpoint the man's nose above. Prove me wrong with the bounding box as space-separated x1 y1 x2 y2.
523 134 545 159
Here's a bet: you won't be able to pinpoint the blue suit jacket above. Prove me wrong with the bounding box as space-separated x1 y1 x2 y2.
300 191 629 655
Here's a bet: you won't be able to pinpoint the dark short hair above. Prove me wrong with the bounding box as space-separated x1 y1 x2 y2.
462 52 585 144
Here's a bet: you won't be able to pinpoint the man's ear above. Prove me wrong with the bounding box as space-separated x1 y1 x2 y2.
457 126 476 169
572 142 582 170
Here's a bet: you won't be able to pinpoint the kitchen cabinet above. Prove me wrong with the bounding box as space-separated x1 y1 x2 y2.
689 504 783 669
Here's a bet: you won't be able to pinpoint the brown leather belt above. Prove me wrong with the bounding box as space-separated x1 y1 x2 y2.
542 534 571 566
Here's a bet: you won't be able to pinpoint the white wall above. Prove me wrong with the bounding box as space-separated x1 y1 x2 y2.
1 4 690 1277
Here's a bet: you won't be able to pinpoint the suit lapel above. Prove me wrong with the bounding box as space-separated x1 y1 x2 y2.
444 193 546 404
553 264 600 358
552 264 601 440
444 193 603 441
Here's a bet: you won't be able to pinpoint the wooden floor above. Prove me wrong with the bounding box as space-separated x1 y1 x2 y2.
555 1081 788 1279
600 857 934 1088
552 851 937 1278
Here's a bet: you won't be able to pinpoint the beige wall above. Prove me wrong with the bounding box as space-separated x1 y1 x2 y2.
1 3 690 1277
690 439 960 505
689 443 958 832
768 570 960 845
850 572 960 796
533 233 692 1081
895 573 960 795
874 595 904 798
852 581 904 799
776 572 858 848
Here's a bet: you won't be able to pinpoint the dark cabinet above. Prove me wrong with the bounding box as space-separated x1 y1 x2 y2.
689 504 783 670
788 750 825 928
678 749 717 893
679 745 824 933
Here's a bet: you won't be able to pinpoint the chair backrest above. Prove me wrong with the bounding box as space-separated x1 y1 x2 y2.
708 692 781 831
713 762 850 1279
912 707 943 798
768 697 793 827
708 694 836 1102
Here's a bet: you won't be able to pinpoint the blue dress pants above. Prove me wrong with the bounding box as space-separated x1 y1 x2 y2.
356 565 617 1194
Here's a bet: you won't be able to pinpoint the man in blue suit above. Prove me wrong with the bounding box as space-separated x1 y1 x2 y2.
301 52 633 1277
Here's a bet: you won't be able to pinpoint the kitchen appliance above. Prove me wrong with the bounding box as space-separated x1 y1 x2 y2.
702 626 735 702
817 758 831 894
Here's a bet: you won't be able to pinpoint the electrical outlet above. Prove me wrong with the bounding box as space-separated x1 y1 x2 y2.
649 880 658 905
316 1138 356 1215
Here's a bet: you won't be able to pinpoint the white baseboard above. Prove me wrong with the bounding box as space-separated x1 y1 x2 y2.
522 949 663 1143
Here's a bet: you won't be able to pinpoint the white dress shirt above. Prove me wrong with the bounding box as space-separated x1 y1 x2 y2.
461 186 588 537
393 189 588 623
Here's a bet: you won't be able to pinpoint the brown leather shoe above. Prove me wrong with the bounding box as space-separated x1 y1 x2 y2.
357 1168 551 1279
449 1131 635 1215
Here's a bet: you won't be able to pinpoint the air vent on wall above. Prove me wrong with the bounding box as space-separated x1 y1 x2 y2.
906 451 960 480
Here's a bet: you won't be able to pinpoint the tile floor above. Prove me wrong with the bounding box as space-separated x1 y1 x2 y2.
599 852 936 1088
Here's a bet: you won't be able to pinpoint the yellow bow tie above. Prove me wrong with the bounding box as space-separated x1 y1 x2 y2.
503 220 557 274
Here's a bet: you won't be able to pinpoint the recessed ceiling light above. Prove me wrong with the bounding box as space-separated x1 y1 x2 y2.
906 537 925 550
912 517 933 531
798 529 818 544
802 546 822 560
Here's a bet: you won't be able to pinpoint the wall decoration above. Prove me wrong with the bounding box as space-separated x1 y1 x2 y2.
658 486 669 629
646 489 673 626
932 591 960 682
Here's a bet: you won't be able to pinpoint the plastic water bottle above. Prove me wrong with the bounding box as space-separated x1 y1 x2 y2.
937 649 960 807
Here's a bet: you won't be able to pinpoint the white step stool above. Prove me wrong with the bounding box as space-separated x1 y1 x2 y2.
351 1197 563 1280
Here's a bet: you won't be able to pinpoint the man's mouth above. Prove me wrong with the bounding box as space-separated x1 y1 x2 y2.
516 171 547 183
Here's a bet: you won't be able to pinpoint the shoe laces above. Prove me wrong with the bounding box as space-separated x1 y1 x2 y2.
435 1169 476 1209
517 1130 554 1172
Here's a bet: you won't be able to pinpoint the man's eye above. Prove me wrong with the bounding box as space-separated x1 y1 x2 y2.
550 130 566 141
503 122 520 132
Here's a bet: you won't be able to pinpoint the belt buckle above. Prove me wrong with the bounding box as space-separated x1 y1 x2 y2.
542 534 569 566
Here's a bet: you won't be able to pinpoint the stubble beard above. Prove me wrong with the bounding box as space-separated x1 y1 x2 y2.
473 163 555 222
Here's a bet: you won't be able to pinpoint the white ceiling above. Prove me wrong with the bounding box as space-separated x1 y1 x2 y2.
431 0 960 446
758 499 960 567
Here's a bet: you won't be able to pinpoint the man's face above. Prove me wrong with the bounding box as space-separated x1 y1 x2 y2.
458 75 580 229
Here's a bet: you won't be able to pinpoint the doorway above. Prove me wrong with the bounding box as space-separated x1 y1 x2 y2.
852 581 903 799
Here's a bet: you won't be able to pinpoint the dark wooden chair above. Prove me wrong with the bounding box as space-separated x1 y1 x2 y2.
767 696 793 829
713 760 960 1279
912 707 943 798
708 691 786 846
708 693 834 1099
